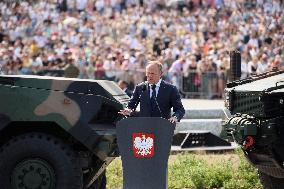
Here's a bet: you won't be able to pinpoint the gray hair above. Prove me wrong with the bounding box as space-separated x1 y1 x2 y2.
147 61 163 73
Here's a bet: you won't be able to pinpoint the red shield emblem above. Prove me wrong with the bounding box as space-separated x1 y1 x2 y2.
132 133 155 158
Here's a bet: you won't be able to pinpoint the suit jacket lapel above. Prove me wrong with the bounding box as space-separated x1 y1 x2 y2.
157 80 165 105
144 84 151 111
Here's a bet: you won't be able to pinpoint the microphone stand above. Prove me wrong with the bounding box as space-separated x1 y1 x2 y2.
153 93 163 118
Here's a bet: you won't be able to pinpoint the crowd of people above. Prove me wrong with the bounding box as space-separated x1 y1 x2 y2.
0 0 283 98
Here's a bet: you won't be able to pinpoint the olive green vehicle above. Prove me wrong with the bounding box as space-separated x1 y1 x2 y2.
224 69 284 189
0 75 129 189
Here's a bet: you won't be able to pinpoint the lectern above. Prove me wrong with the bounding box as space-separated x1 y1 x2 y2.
116 117 175 189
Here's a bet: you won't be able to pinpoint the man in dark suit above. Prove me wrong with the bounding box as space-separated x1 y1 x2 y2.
119 61 185 124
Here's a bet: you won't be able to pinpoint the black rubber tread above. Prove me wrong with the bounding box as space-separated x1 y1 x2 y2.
0 132 83 189
258 170 284 189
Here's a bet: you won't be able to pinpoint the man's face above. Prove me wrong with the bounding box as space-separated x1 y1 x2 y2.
146 64 162 84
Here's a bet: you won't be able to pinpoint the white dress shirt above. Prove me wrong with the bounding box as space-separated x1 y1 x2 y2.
150 79 162 98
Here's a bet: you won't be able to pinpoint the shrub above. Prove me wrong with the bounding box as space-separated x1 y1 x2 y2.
106 149 263 189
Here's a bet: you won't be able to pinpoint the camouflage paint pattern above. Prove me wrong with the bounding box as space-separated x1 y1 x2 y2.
0 75 129 160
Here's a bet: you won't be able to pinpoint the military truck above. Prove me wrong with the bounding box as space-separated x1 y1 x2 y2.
224 69 284 189
0 75 129 189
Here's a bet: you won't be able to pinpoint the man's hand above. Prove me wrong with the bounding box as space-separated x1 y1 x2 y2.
168 116 178 124
118 108 133 116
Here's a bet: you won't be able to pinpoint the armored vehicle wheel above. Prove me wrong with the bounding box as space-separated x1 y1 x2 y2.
0 133 83 189
259 171 284 189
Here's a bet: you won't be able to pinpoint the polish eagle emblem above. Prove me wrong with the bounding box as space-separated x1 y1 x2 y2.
133 133 154 158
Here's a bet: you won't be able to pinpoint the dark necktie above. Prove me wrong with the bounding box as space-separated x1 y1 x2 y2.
151 84 156 99
150 84 157 114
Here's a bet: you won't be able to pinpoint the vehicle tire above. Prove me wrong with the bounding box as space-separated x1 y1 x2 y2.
85 171 106 189
0 133 83 189
259 170 284 189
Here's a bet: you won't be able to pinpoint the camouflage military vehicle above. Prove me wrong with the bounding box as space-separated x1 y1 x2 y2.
0 75 129 189
225 69 284 189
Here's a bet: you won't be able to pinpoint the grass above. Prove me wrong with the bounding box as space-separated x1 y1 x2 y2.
106 149 262 189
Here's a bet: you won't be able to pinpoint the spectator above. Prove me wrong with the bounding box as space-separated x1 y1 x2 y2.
118 80 133 97
168 56 186 91
94 56 105 80
183 55 200 97
0 0 283 100
103 53 116 81
64 58 79 78
248 56 261 76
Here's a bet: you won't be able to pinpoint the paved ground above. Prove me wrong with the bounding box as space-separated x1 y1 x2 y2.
181 99 224 109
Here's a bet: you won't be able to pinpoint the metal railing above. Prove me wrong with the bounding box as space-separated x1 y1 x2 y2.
179 71 228 99
1 67 228 99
